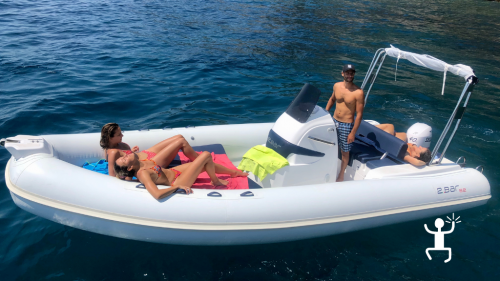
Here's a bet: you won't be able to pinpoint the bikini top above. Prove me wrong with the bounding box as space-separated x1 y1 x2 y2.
105 148 133 162
140 159 162 181
122 150 133 155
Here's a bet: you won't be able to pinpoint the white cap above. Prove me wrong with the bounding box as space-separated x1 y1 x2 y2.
406 123 432 148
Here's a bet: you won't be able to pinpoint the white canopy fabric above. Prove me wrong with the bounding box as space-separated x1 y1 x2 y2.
385 45 476 95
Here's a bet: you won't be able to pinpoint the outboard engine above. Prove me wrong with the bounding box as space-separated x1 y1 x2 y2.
262 83 338 187
406 123 432 148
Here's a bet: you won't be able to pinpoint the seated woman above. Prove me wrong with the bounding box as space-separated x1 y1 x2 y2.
100 123 200 178
114 151 248 199
375 124 432 166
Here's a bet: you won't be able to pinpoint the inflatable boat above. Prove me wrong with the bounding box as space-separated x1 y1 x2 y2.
1 46 491 245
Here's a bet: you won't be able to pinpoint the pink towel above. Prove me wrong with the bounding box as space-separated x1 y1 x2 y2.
178 152 249 190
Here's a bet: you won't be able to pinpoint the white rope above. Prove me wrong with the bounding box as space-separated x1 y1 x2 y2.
395 51 402 81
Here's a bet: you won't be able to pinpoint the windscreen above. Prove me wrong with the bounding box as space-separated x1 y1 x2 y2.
285 83 321 123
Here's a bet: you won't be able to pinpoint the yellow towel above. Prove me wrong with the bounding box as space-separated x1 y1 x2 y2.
237 145 289 181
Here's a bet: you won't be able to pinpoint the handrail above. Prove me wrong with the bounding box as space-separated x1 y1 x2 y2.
361 48 385 89
364 53 387 105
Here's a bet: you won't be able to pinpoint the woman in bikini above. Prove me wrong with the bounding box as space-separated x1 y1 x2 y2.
375 123 432 166
100 123 200 178
114 151 248 200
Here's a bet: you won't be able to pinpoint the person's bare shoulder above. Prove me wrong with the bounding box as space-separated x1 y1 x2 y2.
107 149 121 157
333 82 342 91
354 87 364 100
137 168 151 180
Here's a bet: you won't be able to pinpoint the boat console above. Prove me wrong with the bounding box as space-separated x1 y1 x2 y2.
258 84 339 187
258 83 426 185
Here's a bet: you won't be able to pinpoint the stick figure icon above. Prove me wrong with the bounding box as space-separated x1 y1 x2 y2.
424 213 461 263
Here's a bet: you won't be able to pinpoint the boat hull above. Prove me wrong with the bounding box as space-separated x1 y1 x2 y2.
3 123 492 245
6 159 490 245
9 188 488 245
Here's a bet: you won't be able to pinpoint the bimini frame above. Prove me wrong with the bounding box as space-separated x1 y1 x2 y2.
360 47 479 165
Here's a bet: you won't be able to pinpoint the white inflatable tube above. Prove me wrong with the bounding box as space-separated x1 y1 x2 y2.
3 123 491 245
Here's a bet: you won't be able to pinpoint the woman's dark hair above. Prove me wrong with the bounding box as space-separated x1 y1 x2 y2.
417 149 432 164
114 163 135 179
100 123 120 149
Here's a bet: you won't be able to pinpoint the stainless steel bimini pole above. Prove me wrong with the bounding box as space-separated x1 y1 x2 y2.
430 76 479 165
430 82 470 162
364 53 387 105
361 48 384 89
361 49 387 105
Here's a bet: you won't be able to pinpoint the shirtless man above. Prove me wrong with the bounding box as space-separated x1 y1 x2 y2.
325 64 365 182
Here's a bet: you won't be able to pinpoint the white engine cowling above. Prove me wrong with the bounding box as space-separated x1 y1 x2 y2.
407 123 432 148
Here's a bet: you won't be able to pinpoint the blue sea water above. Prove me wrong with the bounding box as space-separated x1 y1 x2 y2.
1 0 500 279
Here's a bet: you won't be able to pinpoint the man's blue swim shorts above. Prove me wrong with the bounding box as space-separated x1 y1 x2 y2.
334 118 354 152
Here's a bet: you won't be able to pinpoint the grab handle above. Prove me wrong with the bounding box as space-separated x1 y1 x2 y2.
456 156 466 168
476 165 484 174
240 191 254 197
308 136 335 146
207 192 222 197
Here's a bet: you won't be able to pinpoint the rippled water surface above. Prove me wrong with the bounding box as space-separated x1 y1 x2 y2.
1 0 500 280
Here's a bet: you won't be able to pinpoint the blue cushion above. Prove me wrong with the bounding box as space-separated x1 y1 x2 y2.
337 121 407 167
366 157 400 169
337 140 384 165
355 121 408 161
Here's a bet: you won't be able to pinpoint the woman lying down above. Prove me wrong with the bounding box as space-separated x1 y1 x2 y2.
114 151 248 200
375 123 432 167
